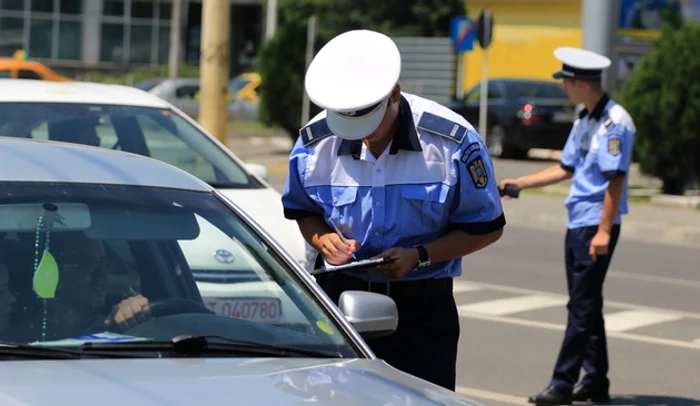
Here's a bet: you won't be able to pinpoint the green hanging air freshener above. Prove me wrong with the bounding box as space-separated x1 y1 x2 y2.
33 248 59 299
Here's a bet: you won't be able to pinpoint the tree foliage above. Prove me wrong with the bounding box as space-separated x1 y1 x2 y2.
616 23 700 195
257 0 465 138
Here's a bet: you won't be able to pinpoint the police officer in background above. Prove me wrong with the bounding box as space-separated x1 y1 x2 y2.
499 47 636 405
281 29 506 391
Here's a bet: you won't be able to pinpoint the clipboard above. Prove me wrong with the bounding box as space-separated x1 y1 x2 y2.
310 257 400 275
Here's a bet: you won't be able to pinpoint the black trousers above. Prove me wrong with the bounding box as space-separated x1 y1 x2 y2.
550 224 621 391
318 271 460 391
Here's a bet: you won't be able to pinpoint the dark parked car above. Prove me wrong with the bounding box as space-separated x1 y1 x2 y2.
445 78 577 159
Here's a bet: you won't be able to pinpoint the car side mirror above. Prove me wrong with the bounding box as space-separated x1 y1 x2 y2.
338 291 398 339
245 163 269 182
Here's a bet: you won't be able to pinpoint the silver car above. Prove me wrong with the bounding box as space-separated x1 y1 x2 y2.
0 137 483 406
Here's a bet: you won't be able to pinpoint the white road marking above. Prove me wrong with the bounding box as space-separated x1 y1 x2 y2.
609 270 700 289
458 295 567 316
456 278 700 321
456 386 528 406
453 280 483 294
604 310 684 332
458 310 700 351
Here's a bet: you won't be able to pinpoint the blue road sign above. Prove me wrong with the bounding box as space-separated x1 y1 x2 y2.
450 16 475 53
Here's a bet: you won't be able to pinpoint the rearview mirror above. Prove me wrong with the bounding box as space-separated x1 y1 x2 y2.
245 163 269 182
338 291 398 339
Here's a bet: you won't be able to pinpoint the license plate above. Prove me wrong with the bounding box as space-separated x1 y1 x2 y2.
204 298 282 324
552 111 575 123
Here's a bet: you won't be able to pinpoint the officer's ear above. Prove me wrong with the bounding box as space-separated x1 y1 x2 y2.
390 84 401 103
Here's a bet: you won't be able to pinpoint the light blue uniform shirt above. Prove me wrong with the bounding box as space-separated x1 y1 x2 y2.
559 94 636 229
282 93 505 282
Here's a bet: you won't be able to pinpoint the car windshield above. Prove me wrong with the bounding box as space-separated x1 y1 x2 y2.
0 182 355 357
228 77 251 93
0 103 263 189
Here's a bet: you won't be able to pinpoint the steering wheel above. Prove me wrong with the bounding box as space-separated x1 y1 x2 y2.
147 298 216 318
113 298 216 337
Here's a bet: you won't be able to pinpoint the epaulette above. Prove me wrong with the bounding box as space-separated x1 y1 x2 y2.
416 112 467 144
603 117 615 129
299 118 333 147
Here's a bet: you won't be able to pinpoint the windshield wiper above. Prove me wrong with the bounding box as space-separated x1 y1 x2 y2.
0 340 83 359
80 334 342 358
0 340 148 360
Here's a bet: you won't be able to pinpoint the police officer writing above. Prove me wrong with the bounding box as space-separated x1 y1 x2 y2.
281 29 506 391
499 47 636 405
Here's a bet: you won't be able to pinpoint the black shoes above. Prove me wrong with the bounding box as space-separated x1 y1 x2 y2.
572 385 611 403
528 386 573 405
527 384 611 405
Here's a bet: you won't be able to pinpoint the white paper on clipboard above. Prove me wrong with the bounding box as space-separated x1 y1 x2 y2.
310 257 399 275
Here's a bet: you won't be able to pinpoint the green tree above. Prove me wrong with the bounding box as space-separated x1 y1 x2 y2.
616 23 700 195
257 0 465 138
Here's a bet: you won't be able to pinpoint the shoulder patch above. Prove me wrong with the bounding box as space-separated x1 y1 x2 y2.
460 142 481 163
299 119 333 147
608 136 621 156
417 112 468 144
466 156 488 189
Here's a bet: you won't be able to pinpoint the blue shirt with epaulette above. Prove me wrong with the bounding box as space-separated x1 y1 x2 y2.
559 93 637 229
281 92 506 282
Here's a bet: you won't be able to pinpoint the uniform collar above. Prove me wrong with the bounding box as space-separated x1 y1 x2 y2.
577 93 610 121
337 95 421 159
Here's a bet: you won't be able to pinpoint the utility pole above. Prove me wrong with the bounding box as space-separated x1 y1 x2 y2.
199 0 231 144
168 0 182 79
300 14 317 127
581 0 620 91
264 0 278 42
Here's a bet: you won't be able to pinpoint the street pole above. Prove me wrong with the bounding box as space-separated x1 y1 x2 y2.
300 14 317 128
199 0 231 144
168 0 182 79
264 0 278 42
581 0 620 91
477 46 489 139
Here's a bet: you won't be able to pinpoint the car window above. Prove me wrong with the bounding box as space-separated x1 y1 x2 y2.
175 85 200 99
507 82 567 98
0 182 356 356
0 103 263 189
18 70 42 80
0 70 11 78
228 77 251 94
464 85 480 103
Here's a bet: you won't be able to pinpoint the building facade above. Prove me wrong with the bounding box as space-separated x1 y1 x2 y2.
0 0 262 75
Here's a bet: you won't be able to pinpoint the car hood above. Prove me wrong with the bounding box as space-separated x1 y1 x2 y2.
0 358 482 406
218 187 308 262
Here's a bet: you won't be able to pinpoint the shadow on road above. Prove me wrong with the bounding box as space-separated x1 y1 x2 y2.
608 394 700 406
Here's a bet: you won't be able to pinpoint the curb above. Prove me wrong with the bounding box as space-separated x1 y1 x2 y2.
502 209 700 249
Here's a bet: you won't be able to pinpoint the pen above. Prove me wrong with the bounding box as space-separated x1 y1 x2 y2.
330 221 357 260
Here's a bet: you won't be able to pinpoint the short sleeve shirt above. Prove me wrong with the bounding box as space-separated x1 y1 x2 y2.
281 93 506 282
559 94 636 229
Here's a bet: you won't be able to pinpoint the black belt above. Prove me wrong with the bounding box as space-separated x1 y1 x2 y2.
337 274 453 298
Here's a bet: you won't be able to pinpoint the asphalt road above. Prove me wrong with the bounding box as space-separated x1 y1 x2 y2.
263 159 700 406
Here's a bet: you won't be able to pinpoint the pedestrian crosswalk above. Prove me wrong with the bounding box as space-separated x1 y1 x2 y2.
453 279 700 350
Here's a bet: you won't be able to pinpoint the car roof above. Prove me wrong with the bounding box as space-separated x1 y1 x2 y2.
0 137 212 192
0 79 171 108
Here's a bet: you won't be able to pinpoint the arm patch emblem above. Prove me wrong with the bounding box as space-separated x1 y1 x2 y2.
467 156 488 188
608 137 621 156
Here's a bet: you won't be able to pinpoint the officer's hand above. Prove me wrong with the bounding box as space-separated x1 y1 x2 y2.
104 295 152 332
498 178 523 200
589 230 611 262
319 233 360 265
373 247 419 280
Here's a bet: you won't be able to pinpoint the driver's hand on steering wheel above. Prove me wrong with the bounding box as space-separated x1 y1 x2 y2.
104 295 152 332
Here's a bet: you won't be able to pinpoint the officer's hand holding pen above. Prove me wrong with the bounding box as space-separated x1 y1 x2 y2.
319 222 361 265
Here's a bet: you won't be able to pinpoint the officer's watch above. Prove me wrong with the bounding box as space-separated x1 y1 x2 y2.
414 245 431 268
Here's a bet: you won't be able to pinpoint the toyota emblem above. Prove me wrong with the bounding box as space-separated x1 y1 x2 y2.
214 249 235 264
